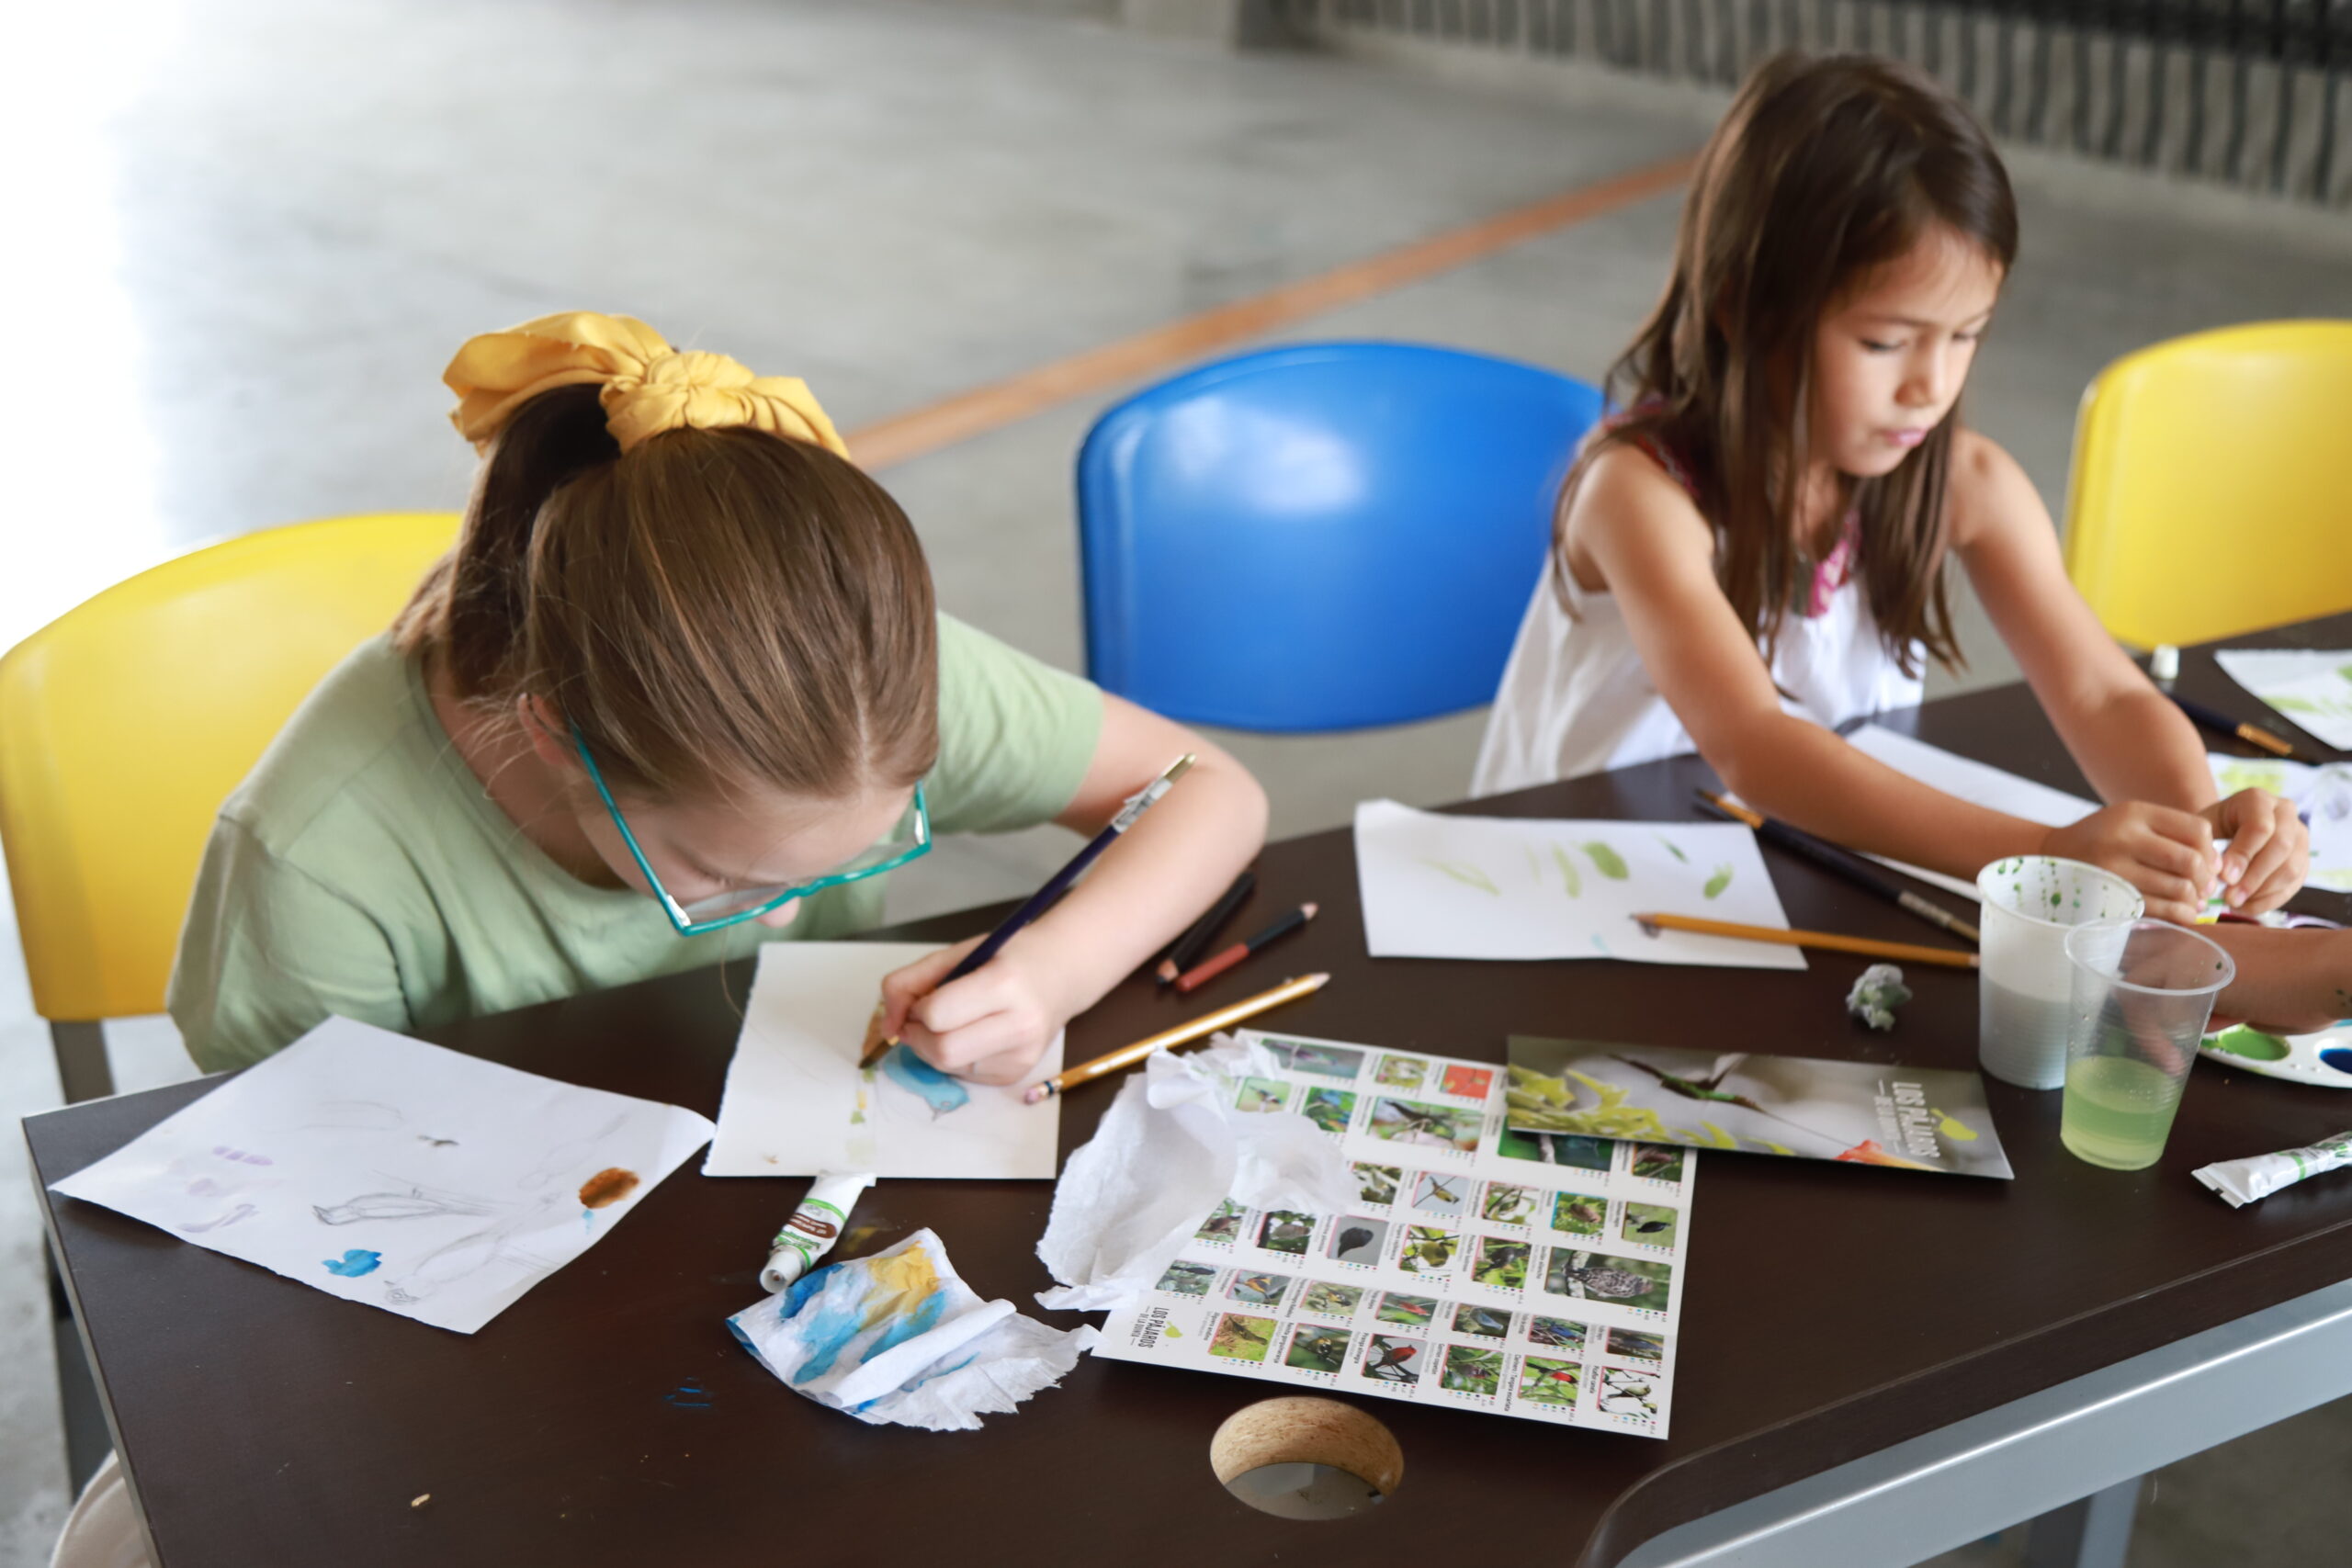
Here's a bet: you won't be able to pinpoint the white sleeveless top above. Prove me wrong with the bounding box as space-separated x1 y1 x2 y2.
1472 451 1924 795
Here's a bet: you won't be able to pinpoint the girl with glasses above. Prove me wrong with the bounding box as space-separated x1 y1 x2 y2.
169 312 1267 1087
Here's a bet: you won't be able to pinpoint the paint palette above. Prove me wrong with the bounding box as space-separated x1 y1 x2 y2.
2200 1022 2352 1088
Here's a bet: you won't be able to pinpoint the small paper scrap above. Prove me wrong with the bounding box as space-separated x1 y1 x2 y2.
1034 1034 1356 1313
2193 1130 2352 1208
729 1229 1095 1430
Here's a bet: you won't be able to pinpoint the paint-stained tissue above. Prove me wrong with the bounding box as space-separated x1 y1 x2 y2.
729 1229 1095 1430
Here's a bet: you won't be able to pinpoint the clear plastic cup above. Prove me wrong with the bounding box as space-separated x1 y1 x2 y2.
1974 856 2145 1089
2060 919 2235 1170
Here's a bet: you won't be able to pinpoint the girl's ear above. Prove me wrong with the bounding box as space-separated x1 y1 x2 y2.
517 694 573 771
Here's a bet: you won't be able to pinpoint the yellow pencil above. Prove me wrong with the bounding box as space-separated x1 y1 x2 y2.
1023 973 1331 1104
1632 912 1979 968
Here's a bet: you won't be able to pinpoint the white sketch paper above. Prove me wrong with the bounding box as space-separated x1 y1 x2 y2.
47 1016 714 1334
704 942 1064 1179
1843 724 2097 899
1352 798 1804 968
2216 649 2352 750
1091 1030 1695 1438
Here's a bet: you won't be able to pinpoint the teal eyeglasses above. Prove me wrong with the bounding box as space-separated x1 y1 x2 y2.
571 726 931 936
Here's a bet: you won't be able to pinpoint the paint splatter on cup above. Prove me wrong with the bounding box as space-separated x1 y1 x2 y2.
1975 856 2145 1089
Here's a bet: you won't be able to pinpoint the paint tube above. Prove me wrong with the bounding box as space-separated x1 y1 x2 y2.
761 1171 876 1292
2193 1131 2352 1209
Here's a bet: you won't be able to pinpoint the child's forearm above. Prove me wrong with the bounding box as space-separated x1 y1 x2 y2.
2050 686 2215 810
2208 926 2352 1036
1707 711 2049 880
1025 751 1269 1012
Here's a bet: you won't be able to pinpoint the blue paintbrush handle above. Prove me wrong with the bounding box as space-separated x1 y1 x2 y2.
941 829 1123 984
938 754 1195 987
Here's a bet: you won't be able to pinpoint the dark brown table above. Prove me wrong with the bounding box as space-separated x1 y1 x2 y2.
29 615 2352 1568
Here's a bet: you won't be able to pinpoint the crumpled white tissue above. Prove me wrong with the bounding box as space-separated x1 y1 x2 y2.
1034 1034 1354 1313
729 1227 1096 1430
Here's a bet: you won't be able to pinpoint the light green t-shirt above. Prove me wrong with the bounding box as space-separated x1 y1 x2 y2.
167 616 1103 1072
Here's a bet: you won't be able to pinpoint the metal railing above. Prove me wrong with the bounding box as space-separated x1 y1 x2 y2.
1271 0 2350 206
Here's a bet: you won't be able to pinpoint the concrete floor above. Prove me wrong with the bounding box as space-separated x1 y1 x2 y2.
5 0 2351 1562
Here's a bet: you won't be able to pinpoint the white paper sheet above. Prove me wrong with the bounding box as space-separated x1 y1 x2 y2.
2209 753 2352 894
1843 724 2097 899
47 1016 714 1334
1089 1030 1696 1438
1352 799 1804 968
705 942 1063 1179
2216 649 2352 750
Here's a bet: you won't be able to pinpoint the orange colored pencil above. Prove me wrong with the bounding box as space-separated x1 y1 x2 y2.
1023 974 1330 1103
1632 912 1978 968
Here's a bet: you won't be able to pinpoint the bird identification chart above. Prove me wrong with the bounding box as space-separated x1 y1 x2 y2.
1091 1031 1695 1438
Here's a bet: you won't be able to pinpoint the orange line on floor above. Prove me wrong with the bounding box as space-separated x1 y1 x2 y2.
843 151 1697 470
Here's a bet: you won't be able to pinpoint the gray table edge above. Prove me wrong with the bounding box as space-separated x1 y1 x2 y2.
1620 1273 2352 1566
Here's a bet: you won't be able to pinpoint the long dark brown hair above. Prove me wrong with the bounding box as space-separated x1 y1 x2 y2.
1559 51 2018 676
395 384 939 802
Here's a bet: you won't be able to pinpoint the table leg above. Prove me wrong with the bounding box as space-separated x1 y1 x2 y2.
49 1237 110 1492
2021 1475 2142 1568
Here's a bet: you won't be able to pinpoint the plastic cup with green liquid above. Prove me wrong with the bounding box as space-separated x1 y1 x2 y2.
2060 919 2236 1171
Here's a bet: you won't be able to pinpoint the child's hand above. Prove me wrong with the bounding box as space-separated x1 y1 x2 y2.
2040 803 2217 924
877 935 1076 1087
2203 789 2310 914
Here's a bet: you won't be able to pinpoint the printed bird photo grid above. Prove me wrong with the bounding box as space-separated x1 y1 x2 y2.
1092 1032 1695 1437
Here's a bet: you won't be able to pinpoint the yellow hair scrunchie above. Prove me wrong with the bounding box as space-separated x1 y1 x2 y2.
442 310 849 459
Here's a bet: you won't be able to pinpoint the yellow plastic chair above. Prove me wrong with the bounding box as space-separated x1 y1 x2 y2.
2063 320 2352 650
0 513 459 1102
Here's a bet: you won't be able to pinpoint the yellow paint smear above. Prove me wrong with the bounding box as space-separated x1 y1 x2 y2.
1930 1108 1980 1143
862 1246 942 1327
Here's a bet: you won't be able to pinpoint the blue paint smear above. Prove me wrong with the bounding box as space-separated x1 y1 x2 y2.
880 1044 968 1114
784 1264 842 1315
2320 1047 2352 1076
665 1379 712 1410
858 1287 946 1365
788 1289 878 1385
786 1269 950 1387
322 1248 381 1278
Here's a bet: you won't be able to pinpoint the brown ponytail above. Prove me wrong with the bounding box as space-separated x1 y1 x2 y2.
395 386 938 802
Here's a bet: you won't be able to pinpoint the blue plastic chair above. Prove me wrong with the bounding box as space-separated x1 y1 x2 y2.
1077 342 1604 732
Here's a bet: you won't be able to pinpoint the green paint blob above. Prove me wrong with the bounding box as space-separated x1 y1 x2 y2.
2206 1025 2292 1062
1581 841 1630 880
1702 864 1733 900
1551 843 1583 898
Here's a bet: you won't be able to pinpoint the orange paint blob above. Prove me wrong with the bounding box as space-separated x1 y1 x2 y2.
578 1168 641 1209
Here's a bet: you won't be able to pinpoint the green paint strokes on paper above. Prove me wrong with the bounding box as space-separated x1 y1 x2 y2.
1551 843 1583 897
1702 864 1734 899
1424 859 1500 896
1581 841 1629 880
1656 835 1689 863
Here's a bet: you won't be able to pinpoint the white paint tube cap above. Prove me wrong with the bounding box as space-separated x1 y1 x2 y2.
2150 644 2180 682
